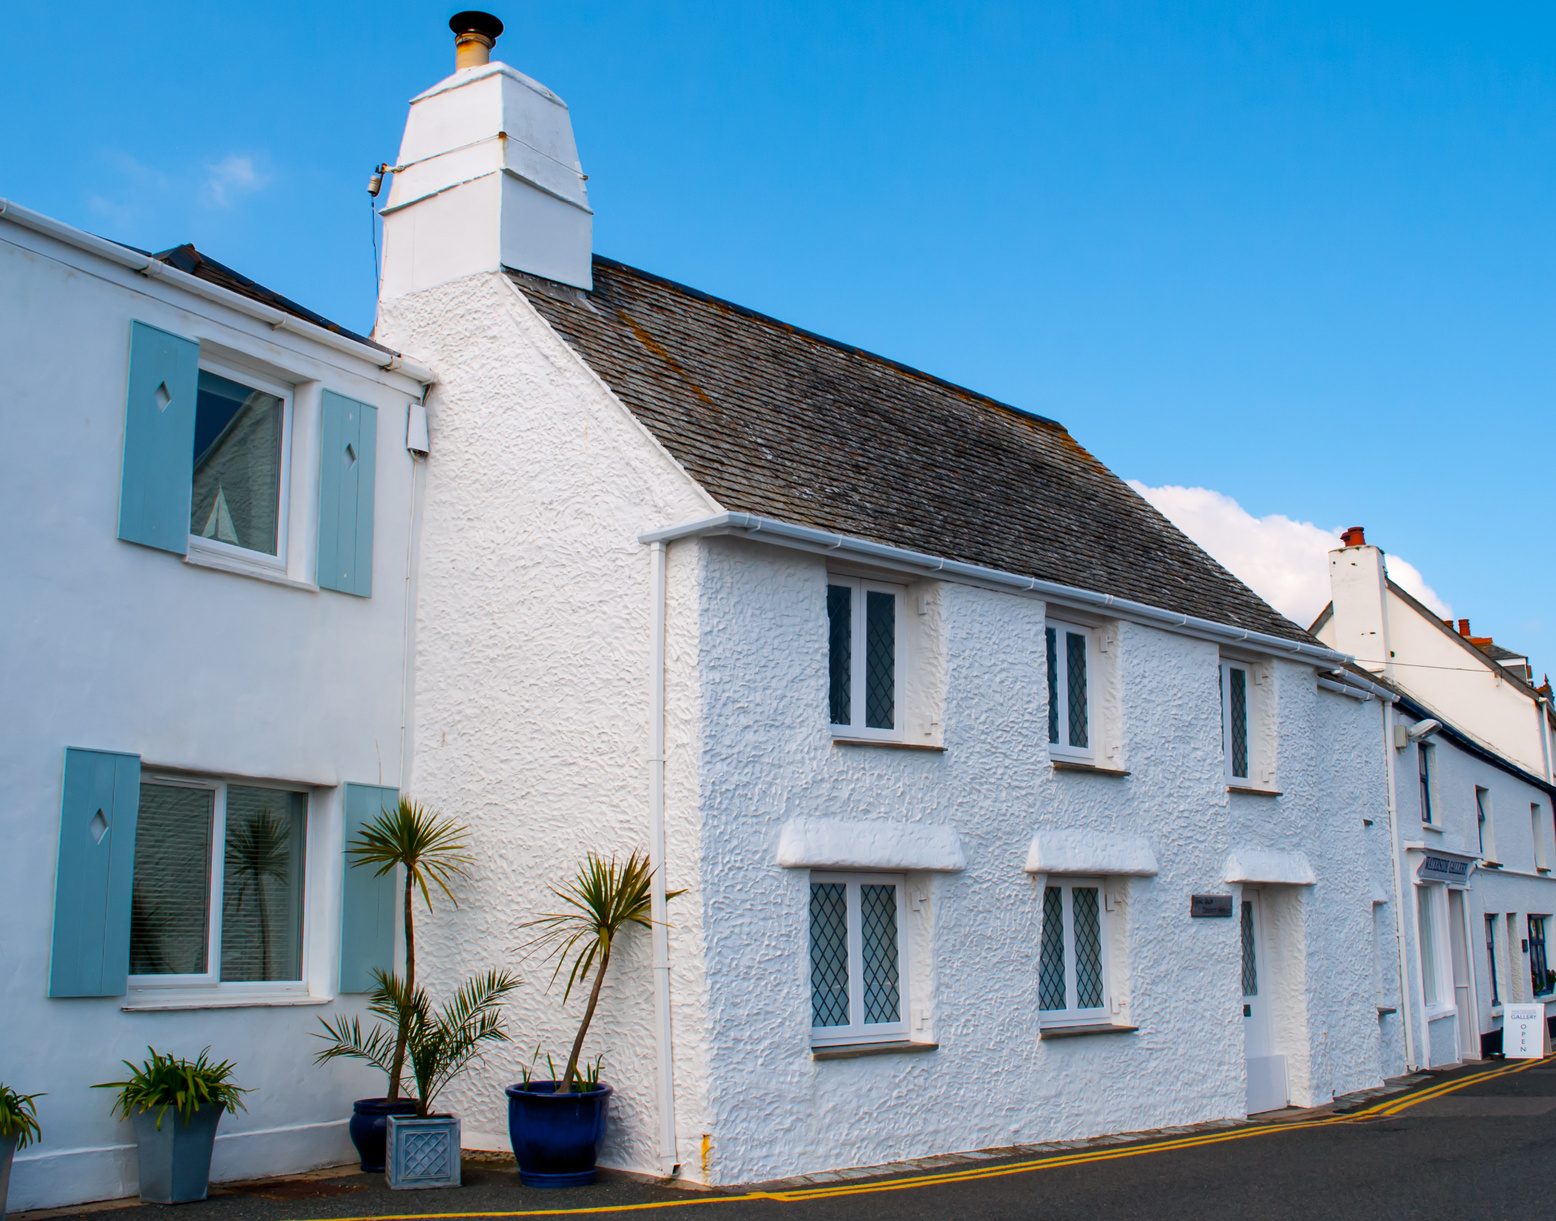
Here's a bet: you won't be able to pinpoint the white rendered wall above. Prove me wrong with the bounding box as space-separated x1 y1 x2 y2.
0 224 425 1209
372 272 717 1172
690 541 1386 1183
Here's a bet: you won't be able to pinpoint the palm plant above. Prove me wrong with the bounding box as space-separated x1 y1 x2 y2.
316 969 519 1117
524 851 676 1094
95 1048 247 1130
0 1084 43 1148
340 798 471 1100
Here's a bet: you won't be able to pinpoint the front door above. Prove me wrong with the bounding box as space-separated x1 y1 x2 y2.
1448 889 1477 1059
1242 892 1287 1114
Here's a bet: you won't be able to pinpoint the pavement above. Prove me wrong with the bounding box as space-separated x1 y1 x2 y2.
19 1056 1556 1221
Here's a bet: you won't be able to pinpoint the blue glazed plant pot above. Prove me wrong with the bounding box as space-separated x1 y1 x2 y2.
349 1098 419 1173
131 1103 224 1204
505 1081 613 1187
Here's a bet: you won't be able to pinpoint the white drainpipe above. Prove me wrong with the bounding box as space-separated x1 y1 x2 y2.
1537 695 1553 784
1383 696 1418 1071
648 540 679 1176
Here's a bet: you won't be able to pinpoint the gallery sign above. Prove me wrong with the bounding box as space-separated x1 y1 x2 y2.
1418 855 1469 883
1503 1004 1549 1060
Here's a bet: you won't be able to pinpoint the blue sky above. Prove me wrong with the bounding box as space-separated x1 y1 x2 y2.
5 2 1553 678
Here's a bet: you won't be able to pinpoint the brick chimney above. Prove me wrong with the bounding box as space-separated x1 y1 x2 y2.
378 11 594 299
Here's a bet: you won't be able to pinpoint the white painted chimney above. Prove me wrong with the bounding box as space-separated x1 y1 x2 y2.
379 11 593 299
1327 526 1392 676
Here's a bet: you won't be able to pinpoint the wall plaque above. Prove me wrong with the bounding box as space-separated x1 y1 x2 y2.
1191 894 1234 918
1419 855 1469 883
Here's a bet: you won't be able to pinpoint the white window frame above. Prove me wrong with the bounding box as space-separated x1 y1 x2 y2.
1046 620 1095 763
1038 876 1113 1027
808 872 909 1047
1533 804 1551 873
827 577 906 742
1476 786 1497 862
127 773 311 998
1417 742 1436 826
1220 659 1253 783
1416 882 1452 1015
185 357 294 573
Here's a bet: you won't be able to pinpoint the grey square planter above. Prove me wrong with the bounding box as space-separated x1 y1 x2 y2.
385 1114 461 1190
131 1103 223 1204
1 1132 17 1221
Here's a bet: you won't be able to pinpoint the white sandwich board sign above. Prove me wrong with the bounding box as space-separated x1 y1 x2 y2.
1502 1003 1549 1059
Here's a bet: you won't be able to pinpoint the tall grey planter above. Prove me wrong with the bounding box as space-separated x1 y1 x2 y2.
386 1114 461 1189
1 1132 17 1221
131 1103 224 1204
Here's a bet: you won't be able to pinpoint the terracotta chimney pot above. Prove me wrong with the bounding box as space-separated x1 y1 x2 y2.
1458 618 1471 637
1339 526 1366 547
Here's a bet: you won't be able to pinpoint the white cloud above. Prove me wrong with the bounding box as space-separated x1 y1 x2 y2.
203 154 271 207
1128 481 1451 628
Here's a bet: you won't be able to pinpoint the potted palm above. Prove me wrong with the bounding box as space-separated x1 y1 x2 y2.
510 851 669 1187
1 1084 42 1220
322 798 470 1173
95 1049 247 1204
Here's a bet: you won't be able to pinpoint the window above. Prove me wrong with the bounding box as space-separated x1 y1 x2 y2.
1530 916 1553 998
129 777 308 988
826 580 902 738
1534 804 1550 873
188 363 292 565
1046 621 1092 761
1485 915 1500 1007
1417 886 1442 1007
1039 878 1111 1025
1476 787 1495 861
1417 743 1435 825
809 874 907 1045
1220 661 1250 782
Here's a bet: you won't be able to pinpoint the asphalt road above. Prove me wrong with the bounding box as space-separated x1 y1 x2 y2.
28 1058 1556 1221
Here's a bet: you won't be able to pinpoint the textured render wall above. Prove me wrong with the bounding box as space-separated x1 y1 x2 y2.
373 273 716 1173
0 228 422 1209
691 543 1384 1184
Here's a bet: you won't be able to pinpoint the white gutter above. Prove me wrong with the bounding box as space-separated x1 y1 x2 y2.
642 512 1355 667
1382 697 1418 1071
0 198 436 388
647 540 678 1177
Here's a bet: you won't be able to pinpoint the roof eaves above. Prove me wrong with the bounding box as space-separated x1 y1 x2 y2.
1394 690 1556 796
1387 578 1543 701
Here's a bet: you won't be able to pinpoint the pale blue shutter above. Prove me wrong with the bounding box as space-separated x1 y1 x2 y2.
317 392 377 597
49 748 141 997
118 322 199 554
339 783 398 992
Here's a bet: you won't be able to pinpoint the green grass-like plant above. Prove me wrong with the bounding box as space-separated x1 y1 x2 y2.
95 1048 248 1130
0 1084 43 1149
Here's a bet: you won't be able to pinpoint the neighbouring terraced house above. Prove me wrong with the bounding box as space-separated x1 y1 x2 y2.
3 16 1428 1208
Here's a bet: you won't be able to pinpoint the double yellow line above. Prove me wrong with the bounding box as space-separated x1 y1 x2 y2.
317 1055 1550 1219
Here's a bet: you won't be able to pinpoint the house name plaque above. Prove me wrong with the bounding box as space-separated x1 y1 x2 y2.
1190 894 1234 918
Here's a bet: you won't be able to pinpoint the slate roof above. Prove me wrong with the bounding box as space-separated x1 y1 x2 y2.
514 256 1310 643
154 244 390 354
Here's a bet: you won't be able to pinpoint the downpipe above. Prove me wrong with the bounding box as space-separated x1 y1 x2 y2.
648 540 679 1177
1383 697 1419 1072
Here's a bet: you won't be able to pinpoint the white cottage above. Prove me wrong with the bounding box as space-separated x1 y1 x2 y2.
0 202 436 1210
370 21 1394 1185
1313 530 1556 1070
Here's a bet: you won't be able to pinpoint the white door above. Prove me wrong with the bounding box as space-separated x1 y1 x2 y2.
1242 892 1287 1114
1448 889 1477 1059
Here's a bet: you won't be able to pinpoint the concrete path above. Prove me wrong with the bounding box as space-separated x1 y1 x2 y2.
21 1057 1556 1221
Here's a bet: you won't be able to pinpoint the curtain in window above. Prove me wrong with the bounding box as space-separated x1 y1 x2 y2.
220 788 307 981
130 785 215 975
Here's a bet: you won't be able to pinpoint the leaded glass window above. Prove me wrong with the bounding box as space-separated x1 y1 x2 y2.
1045 622 1092 760
1241 901 1259 998
1039 878 1110 1025
129 777 309 987
826 579 901 738
1220 661 1253 782
809 874 908 1045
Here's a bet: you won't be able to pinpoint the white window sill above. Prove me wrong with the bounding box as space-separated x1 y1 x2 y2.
832 736 945 752
184 545 317 592
1052 760 1130 777
1228 784 1283 797
122 989 327 1012
811 1041 938 1060
1039 1023 1139 1040
1424 1006 1457 1022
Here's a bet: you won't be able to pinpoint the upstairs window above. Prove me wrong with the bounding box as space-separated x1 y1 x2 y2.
809 873 907 1046
189 366 290 561
1046 621 1092 761
129 777 309 988
1418 743 1435 825
1534 804 1550 873
1476 787 1495 860
1039 878 1111 1026
827 579 902 739
1220 661 1251 782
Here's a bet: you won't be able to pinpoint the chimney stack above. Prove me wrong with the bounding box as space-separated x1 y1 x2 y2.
377 12 594 300
1458 619 1471 637
1339 526 1366 547
450 11 504 70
